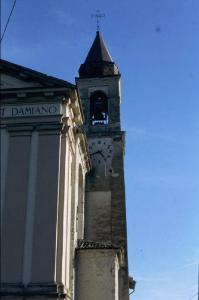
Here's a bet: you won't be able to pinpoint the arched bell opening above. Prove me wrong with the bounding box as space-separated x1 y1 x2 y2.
90 91 108 125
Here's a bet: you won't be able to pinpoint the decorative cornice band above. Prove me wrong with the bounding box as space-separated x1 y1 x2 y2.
0 282 72 299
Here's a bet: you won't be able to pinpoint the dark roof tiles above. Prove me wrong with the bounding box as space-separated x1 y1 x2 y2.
84 31 113 63
79 31 119 78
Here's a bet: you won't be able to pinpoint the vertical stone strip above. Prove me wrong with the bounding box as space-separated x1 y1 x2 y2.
1 132 31 282
69 155 76 296
0 129 9 229
55 133 67 283
31 129 61 283
55 132 69 285
64 148 72 289
22 130 38 285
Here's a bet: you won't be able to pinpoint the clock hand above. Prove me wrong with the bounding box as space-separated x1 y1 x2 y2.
98 151 106 161
90 150 101 156
90 150 107 161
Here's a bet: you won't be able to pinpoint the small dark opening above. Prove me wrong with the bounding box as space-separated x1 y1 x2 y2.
90 91 108 125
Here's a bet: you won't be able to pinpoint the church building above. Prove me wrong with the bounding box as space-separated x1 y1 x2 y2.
0 31 135 300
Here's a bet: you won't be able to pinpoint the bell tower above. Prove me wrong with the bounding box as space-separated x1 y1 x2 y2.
78 31 121 130
76 31 130 300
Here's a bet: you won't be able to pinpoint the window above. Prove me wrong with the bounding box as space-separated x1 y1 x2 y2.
90 91 108 125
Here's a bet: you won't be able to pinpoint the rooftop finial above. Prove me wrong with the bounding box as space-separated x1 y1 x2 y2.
91 10 105 31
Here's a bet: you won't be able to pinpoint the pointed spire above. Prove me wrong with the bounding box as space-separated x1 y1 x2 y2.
79 31 119 78
85 31 113 63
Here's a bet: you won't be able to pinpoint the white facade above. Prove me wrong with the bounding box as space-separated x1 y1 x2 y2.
0 63 90 299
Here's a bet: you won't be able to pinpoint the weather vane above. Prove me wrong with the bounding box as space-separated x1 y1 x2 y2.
91 10 105 31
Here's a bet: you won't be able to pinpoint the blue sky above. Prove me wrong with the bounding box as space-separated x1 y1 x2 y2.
2 1 199 299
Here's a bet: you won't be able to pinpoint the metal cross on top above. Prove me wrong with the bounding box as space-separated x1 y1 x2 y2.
92 10 105 31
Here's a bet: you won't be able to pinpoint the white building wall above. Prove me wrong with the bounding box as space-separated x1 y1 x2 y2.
0 62 91 300
75 249 120 300
1 96 90 300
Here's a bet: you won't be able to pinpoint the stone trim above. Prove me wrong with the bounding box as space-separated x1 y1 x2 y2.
0 89 71 103
5 123 65 136
6 125 34 137
75 130 91 173
77 239 120 250
76 239 125 267
0 282 71 299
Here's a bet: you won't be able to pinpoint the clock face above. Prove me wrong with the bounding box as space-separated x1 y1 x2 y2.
88 138 113 168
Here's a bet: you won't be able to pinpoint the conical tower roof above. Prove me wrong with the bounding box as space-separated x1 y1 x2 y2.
79 31 119 78
84 31 113 63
